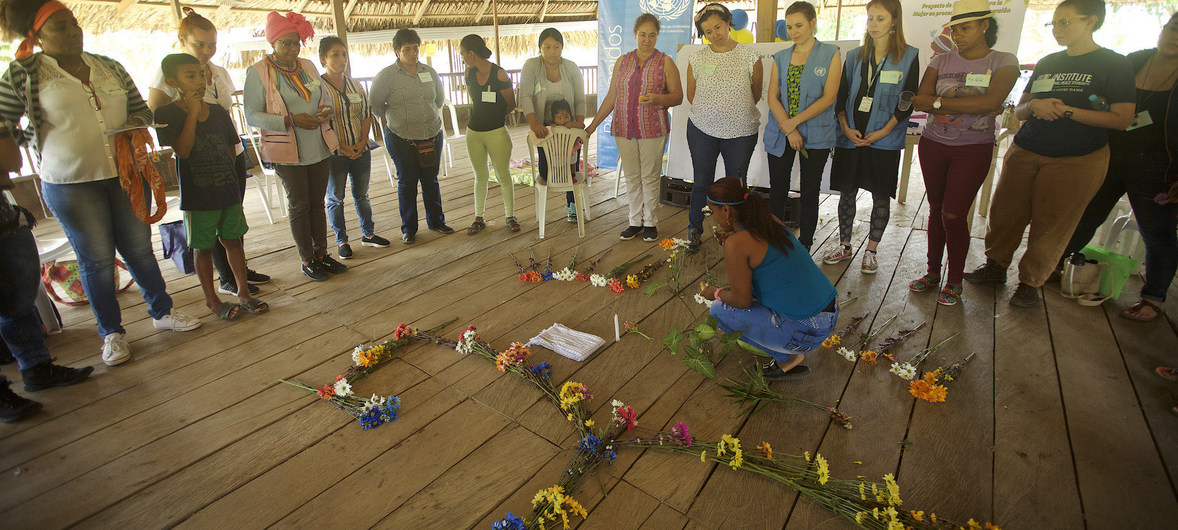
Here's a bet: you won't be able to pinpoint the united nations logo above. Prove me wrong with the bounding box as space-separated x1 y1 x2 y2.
815 66 827 77
640 0 691 20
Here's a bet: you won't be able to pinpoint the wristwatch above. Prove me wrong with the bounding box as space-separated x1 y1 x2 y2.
932 97 942 110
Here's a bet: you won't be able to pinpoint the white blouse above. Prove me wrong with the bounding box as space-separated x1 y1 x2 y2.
689 44 762 139
37 54 130 185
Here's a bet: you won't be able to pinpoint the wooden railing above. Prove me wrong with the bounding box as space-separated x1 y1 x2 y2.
355 66 598 108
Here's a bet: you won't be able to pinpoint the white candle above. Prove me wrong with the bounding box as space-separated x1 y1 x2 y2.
614 314 621 342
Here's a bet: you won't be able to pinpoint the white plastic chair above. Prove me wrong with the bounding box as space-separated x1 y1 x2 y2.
441 101 463 179
231 101 285 224
529 126 590 239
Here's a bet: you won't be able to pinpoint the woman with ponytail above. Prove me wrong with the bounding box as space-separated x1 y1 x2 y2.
701 176 838 380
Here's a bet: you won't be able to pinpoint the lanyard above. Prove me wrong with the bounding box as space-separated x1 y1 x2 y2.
865 52 889 95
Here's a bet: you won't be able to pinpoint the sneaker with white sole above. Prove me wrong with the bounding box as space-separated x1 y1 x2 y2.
152 310 202 332
822 246 853 265
102 332 131 366
861 251 878 274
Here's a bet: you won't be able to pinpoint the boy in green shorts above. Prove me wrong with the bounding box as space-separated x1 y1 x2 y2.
155 54 268 320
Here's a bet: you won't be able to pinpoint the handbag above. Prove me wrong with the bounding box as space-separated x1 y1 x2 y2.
411 137 438 168
158 220 195 274
41 259 134 306
1080 244 1139 302
1060 253 1110 305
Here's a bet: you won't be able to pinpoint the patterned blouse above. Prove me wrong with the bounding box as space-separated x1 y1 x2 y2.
613 50 670 140
321 74 373 148
786 64 804 116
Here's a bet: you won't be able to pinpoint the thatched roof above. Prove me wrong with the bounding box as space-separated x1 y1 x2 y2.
65 1 598 34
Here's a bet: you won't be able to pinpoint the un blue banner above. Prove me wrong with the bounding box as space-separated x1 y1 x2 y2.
596 0 693 170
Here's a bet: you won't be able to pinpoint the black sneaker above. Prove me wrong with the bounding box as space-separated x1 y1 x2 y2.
320 255 348 274
429 225 456 235
761 361 811 380
619 226 642 240
362 235 391 247
338 243 353 260
687 228 703 254
642 227 659 242
21 361 94 392
302 261 329 282
963 259 1007 284
402 233 416 244
0 377 41 423
246 269 271 284
1010 283 1041 308
218 280 259 296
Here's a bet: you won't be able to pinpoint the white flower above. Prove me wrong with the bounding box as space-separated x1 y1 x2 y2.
333 378 353 397
838 347 857 362
554 268 576 281
694 293 711 305
590 274 607 287
350 344 366 365
362 394 381 412
889 362 917 381
611 399 625 410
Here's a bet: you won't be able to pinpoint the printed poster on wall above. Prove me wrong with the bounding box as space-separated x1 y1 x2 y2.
596 0 693 170
906 0 1028 72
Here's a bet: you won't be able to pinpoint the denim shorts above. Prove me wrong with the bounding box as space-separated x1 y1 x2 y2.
710 299 839 363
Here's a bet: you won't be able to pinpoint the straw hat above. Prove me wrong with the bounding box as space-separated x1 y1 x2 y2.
943 0 994 28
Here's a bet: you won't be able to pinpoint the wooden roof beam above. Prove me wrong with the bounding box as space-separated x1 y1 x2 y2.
412 0 432 25
116 0 138 14
475 0 491 23
540 0 549 22
294 0 311 13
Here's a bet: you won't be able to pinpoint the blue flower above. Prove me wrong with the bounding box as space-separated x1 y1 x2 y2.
359 408 384 430
542 270 554 281
604 450 617 464
491 512 526 530
577 433 601 456
530 362 553 380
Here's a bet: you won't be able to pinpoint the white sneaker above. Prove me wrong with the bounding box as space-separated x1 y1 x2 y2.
102 332 131 366
861 251 878 274
153 310 202 331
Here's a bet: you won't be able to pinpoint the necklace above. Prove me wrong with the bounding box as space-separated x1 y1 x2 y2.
1138 54 1178 108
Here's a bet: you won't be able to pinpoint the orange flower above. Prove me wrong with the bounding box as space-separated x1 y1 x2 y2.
316 385 335 399
861 350 880 365
495 342 531 371
758 441 772 459
659 238 676 251
908 377 948 403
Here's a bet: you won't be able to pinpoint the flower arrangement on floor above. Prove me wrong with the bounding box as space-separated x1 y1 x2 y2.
719 362 852 428
909 352 976 403
511 247 666 295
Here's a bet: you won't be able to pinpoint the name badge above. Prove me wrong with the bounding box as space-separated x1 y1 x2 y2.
1125 110 1154 131
347 93 363 103
98 84 125 96
879 70 902 84
697 63 717 76
534 82 543 95
481 91 497 103
418 72 433 83
1030 77 1055 93
965 73 991 87
858 96 874 113
305 79 320 92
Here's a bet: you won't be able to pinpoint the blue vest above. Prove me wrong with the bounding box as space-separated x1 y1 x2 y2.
836 45 919 151
763 40 840 154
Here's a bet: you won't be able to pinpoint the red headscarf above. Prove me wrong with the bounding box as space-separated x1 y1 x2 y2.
265 11 314 44
15 1 69 59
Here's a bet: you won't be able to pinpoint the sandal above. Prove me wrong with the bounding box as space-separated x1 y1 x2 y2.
506 216 521 232
214 302 241 321
937 284 963 306
762 361 811 381
909 274 940 292
467 219 486 235
1155 366 1178 382
1121 300 1163 322
241 298 269 315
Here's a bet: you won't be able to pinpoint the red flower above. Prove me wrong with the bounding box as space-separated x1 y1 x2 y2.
317 385 335 399
393 323 412 339
575 273 590 282
609 279 625 293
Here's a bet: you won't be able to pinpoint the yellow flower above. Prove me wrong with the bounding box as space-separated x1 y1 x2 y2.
804 451 811 462
822 334 841 348
984 523 1002 530
859 483 866 500
584 419 594 428
855 511 865 524
815 453 829 485
701 450 707 462
758 441 772 459
720 434 743 469
872 507 880 520
567 413 574 421
910 510 924 522
930 513 938 523
626 274 640 289
883 472 902 506
967 519 982 530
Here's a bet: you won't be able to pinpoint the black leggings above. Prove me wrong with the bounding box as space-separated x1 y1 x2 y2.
838 191 890 244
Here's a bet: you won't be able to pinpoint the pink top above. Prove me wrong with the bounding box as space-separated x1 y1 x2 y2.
613 50 670 140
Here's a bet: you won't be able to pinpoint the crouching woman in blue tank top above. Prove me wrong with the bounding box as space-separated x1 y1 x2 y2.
700 176 838 380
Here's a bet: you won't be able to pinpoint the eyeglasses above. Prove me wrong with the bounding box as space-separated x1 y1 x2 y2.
275 39 301 48
81 80 102 111
1045 16 1090 28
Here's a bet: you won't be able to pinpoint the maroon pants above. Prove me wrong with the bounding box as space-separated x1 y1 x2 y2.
917 137 994 286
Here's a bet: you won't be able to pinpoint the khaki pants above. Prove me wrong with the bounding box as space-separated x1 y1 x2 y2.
984 144 1110 287
617 136 667 227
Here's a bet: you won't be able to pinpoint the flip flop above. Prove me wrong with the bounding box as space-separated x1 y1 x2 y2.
215 302 241 321
467 219 486 235
1121 300 1163 322
241 298 269 315
762 361 810 381
506 217 521 232
1155 366 1178 382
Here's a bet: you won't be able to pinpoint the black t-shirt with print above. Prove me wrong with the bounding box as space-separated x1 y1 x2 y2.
1014 48 1136 157
155 102 242 211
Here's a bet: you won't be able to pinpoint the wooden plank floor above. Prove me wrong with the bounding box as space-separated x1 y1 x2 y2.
3 125 1177 529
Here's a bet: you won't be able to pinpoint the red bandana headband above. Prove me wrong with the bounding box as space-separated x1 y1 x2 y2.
15 1 69 59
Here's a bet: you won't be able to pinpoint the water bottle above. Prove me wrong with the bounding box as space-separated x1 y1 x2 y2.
1088 95 1109 111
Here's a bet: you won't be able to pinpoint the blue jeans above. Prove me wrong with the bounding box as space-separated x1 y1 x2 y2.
710 300 838 364
326 150 374 244
0 225 52 370
686 120 758 230
41 178 173 338
1062 151 1178 303
385 128 446 234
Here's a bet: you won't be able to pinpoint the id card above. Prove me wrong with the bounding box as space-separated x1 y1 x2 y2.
1030 77 1055 93
965 73 991 87
305 79 320 92
879 70 901 84
696 63 717 76
1125 110 1154 131
481 91 497 103
347 93 363 103
418 72 433 83
858 96 874 113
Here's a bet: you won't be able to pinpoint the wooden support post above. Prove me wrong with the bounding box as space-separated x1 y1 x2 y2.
492 0 501 60
331 0 349 47
756 0 775 43
169 0 181 21
835 0 843 40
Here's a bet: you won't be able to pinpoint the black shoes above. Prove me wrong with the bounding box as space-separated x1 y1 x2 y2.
430 225 456 235
246 269 271 284
21 361 94 392
218 280 259 296
0 377 40 423
320 255 348 274
963 259 1007 284
302 260 329 282
642 227 659 242
338 243 353 260
362 235 391 247
687 228 703 254
402 233 416 244
619 226 642 240
1010 283 1041 308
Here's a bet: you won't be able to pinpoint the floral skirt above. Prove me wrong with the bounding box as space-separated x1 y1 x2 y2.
710 300 838 363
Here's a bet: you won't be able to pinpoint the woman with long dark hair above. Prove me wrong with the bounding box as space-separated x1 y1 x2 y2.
701 177 838 380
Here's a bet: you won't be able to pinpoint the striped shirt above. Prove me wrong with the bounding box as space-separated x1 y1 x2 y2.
320 74 372 148
369 61 443 141
613 50 670 140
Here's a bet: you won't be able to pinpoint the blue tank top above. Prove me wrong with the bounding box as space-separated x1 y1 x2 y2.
751 229 837 320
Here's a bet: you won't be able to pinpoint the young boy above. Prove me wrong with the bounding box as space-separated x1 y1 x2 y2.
155 54 268 320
